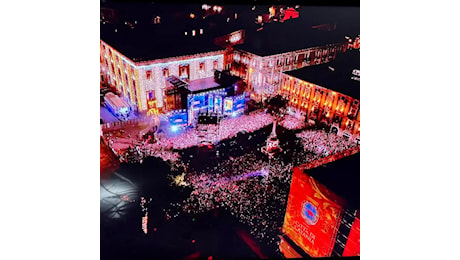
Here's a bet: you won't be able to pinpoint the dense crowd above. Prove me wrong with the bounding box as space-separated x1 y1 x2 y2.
279 115 306 130
104 112 275 163
102 109 359 251
167 112 274 150
161 127 358 249
165 152 294 248
296 129 358 157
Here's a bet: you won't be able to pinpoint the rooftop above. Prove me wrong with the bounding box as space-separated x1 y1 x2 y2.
101 4 359 61
284 49 360 99
236 6 359 56
304 152 360 210
187 77 221 93
101 26 224 62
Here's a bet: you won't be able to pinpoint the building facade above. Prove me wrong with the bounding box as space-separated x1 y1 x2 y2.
100 32 357 135
227 42 348 100
100 40 225 113
279 74 360 141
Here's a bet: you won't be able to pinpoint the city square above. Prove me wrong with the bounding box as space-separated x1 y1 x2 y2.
100 3 360 259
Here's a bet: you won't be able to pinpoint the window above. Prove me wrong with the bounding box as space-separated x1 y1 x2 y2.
148 91 155 100
234 54 240 62
213 60 219 70
146 71 152 80
199 62 205 72
179 65 190 80
163 68 169 78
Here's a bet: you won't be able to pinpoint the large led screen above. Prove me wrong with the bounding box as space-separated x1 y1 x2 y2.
169 112 188 126
188 95 206 109
281 167 344 257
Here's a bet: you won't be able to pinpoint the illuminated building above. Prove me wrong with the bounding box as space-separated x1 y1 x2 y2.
280 153 360 258
100 40 225 112
225 23 349 101
279 50 360 141
100 5 357 120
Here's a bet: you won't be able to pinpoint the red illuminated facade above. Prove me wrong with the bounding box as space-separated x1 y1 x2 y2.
279 75 360 140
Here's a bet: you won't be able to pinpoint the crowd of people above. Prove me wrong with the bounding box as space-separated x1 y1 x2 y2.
158 126 359 250
101 107 360 251
103 111 275 163
296 129 358 157
166 112 274 150
278 115 306 130
164 152 294 249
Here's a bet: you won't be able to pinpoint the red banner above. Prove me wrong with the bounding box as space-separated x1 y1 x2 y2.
281 168 344 257
343 217 360 256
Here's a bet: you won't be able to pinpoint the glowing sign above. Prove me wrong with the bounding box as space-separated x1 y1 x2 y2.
169 111 188 126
